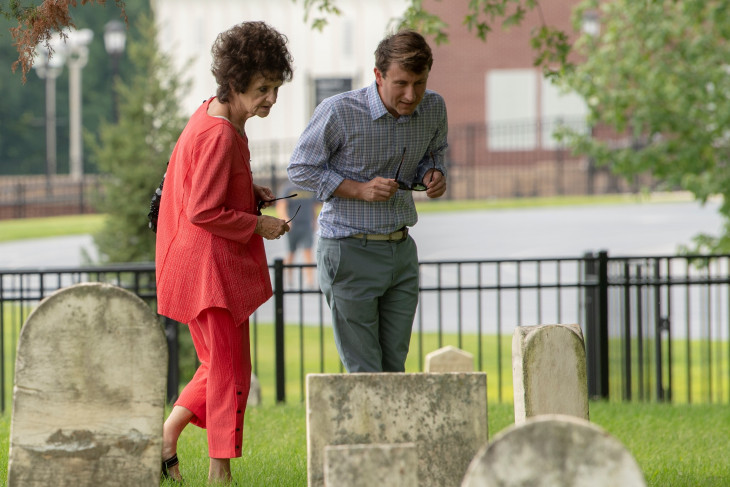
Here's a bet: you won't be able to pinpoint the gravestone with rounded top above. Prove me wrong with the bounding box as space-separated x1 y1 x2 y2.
512 323 589 423
461 414 646 486
424 345 474 372
8 283 168 487
307 372 488 487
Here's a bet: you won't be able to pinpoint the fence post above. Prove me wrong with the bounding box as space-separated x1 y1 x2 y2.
584 250 610 399
653 258 668 401
466 124 475 199
78 178 85 214
0 278 5 413
269 159 279 197
14 182 25 219
164 317 179 404
274 258 286 403
597 250 609 398
586 157 595 195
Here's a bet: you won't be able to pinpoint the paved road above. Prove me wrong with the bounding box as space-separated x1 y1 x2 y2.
411 199 724 261
0 198 723 269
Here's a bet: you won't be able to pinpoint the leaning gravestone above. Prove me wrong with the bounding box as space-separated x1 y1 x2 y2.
424 345 474 372
512 323 589 423
307 372 488 487
461 414 647 486
324 443 418 487
8 283 168 487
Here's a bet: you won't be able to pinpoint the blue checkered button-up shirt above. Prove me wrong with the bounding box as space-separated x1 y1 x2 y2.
287 81 448 239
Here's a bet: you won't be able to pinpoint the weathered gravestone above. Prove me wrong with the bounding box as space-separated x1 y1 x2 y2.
512 323 589 423
8 283 168 487
424 345 474 373
461 414 647 487
307 372 488 487
248 373 262 406
324 443 418 487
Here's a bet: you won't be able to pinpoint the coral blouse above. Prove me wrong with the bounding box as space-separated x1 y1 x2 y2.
155 97 272 325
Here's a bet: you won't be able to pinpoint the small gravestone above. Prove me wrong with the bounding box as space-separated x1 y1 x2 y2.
324 443 418 487
512 324 588 423
8 283 168 487
461 414 647 486
307 372 488 487
248 373 262 406
424 345 474 372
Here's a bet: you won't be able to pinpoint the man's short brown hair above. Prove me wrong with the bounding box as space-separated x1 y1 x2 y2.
374 29 433 76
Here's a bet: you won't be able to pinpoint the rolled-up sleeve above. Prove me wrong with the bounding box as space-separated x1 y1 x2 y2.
288 102 345 201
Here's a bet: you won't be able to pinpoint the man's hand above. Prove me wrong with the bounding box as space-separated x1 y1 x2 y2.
334 177 398 202
424 169 446 198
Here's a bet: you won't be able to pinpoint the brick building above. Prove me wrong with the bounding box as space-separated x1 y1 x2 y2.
420 0 622 198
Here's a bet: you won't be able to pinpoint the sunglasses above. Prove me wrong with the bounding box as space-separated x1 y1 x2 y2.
257 193 300 223
394 148 436 191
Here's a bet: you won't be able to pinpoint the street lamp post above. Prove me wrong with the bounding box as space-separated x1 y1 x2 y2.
32 38 65 193
581 11 600 195
64 28 94 181
104 20 126 122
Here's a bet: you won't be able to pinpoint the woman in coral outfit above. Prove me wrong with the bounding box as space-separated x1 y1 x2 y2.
155 21 293 484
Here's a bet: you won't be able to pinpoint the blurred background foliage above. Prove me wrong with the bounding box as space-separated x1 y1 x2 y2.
0 0 150 176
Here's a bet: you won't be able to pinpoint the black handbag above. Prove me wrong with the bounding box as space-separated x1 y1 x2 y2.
147 164 167 233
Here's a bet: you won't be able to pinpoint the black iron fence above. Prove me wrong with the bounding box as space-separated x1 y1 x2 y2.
1 252 729 412
0 175 102 219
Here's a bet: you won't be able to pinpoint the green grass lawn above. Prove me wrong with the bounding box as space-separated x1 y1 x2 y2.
246 321 515 405
1 401 727 486
0 214 105 242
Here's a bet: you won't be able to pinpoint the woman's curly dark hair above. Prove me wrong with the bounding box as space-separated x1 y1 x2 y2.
211 21 294 103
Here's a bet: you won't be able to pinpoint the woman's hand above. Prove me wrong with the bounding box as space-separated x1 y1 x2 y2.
255 215 290 240
254 184 275 211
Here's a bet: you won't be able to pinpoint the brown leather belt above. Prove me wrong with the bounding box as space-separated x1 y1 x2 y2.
350 227 409 242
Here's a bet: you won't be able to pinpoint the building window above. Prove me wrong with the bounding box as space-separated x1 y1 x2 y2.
313 78 353 110
486 69 587 151
486 69 538 150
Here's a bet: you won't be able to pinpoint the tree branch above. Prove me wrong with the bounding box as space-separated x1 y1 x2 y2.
5 0 126 83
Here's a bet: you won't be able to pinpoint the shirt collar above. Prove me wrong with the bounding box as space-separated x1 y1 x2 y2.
367 81 420 122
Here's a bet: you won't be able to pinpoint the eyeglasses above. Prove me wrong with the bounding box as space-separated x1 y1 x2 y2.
257 193 300 224
394 148 436 191
286 205 300 224
257 193 297 213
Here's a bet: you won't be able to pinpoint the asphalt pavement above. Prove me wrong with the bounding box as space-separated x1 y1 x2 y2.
0 197 723 269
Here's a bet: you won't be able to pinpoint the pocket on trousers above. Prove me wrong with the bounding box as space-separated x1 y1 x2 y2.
318 240 342 285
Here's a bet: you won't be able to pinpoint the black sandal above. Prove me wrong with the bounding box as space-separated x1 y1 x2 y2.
161 453 180 481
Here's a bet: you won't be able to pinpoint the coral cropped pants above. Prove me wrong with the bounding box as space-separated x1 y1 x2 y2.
175 307 251 458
